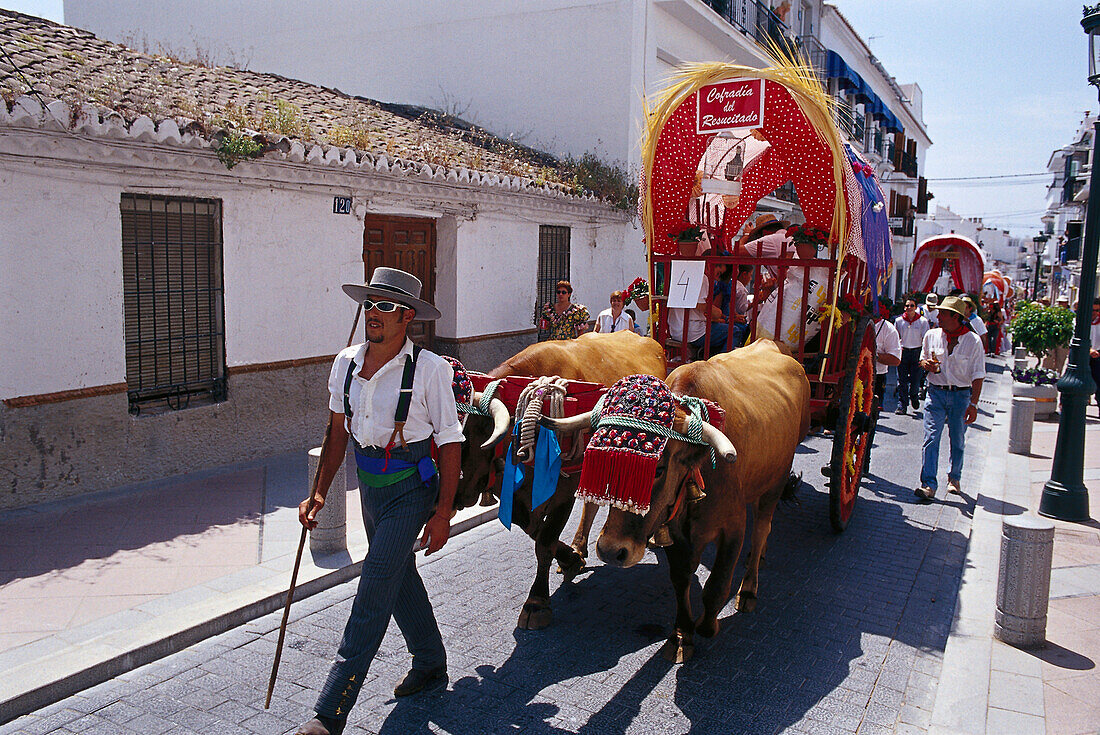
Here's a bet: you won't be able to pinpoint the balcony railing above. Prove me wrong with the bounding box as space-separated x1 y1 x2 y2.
853 113 866 148
1063 177 1085 204
702 0 795 50
797 34 828 80
894 151 918 179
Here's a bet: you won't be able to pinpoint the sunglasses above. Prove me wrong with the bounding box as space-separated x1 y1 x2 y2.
362 299 406 313
557 290 570 295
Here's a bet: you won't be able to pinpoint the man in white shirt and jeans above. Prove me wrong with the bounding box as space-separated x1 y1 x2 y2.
915 296 985 501
894 298 930 415
297 268 464 735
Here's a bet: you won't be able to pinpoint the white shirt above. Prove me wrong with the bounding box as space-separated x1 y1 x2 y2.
668 276 709 343
733 279 751 316
595 308 634 334
920 305 939 328
921 329 986 388
874 318 902 375
894 314 930 349
1091 320 1100 348
744 230 791 277
968 313 987 336
327 339 465 448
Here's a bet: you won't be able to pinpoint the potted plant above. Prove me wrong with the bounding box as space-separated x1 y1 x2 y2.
623 277 650 312
1009 300 1074 416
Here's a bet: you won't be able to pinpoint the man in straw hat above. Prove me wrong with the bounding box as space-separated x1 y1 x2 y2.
296 267 464 735
952 291 988 353
914 296 985 501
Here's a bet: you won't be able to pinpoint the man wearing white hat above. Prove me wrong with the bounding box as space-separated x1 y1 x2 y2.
296 267 464 735
920 292 940 328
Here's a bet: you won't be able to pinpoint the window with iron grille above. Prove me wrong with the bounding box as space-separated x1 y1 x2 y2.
121 194 227 414
535 225 570 341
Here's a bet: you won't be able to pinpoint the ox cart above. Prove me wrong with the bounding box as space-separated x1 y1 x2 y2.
639 60 894 532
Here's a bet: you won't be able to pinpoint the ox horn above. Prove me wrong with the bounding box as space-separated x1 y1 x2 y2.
473 392 512 449
700 421 737 463
538 411 593 434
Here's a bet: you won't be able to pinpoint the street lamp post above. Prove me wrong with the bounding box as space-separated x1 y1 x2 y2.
1038 6 1100 521
1032 234 1048 300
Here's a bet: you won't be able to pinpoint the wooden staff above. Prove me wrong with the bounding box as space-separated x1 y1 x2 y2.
265 304 362 708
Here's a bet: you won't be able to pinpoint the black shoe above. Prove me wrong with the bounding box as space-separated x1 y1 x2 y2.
394 666 447 696
895 406 907 415
911 397 920 410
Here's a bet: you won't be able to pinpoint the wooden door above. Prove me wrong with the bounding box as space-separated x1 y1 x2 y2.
362 214 436 348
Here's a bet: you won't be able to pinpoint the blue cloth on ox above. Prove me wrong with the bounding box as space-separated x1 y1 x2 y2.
497 425 561 530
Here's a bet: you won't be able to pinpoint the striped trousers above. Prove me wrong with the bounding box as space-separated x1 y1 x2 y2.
315 439 445 719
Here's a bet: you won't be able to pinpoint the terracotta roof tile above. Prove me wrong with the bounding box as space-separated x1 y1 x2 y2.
0 9 578 187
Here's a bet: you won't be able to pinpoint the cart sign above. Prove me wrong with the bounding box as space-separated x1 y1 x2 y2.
696 78 765 134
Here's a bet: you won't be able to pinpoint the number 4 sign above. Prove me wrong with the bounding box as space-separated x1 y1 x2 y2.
666 260 706 309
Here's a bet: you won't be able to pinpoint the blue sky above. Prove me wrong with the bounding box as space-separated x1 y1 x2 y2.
2 0 1092 237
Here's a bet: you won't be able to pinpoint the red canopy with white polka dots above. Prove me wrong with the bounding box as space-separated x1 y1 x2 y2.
646 75 859 257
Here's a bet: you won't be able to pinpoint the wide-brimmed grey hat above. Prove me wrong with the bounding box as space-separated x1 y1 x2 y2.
342 267 441 321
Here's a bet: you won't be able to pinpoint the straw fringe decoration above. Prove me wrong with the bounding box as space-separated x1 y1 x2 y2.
640 43 855 380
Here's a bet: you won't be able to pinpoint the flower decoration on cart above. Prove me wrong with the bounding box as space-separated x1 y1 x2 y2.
623 277 650 308
667 222 706 244
785 223 830 251
818 293 867 331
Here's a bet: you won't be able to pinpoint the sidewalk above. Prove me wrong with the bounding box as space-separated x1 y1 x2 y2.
0 450 497 723
927 359 1100 735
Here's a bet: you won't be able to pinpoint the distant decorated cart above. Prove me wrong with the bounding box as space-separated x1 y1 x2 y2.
639 55 894 531
910 234 985 294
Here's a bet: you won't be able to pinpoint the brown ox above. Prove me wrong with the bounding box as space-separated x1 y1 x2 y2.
547 339 809 660
453 330 666 629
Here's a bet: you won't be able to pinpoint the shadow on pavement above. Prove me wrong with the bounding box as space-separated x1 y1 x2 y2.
373 454 970 734
1025 640 1096 671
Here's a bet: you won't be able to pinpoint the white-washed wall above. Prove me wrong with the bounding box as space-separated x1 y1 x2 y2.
0 164 126 398
450 213 645 338
0 165 361 400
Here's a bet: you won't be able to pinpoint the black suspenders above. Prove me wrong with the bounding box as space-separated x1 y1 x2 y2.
343 344 423 446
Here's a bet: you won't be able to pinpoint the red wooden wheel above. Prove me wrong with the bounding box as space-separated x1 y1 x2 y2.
828 317 877 532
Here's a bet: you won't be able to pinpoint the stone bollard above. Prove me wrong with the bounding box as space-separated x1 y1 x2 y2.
307 447 347 554
1013 347 1029 373
1008 397 1036 455
995 515 1055 648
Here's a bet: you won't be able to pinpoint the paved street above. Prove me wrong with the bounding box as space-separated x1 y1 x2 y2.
2 372 995 735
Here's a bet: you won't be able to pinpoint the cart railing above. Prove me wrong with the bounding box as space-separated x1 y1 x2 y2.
649 244 868 416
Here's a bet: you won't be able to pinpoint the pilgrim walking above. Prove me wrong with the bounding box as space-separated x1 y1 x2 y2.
295 268 464 735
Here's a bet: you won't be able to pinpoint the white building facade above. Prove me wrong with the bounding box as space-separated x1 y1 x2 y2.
0 11 634 508
817 5 932 301
1043 114 1095 304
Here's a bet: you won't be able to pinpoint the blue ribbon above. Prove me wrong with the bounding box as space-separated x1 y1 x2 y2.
497 425 527 529
498 425 563 529
354 451 437 484
531 425 561 512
